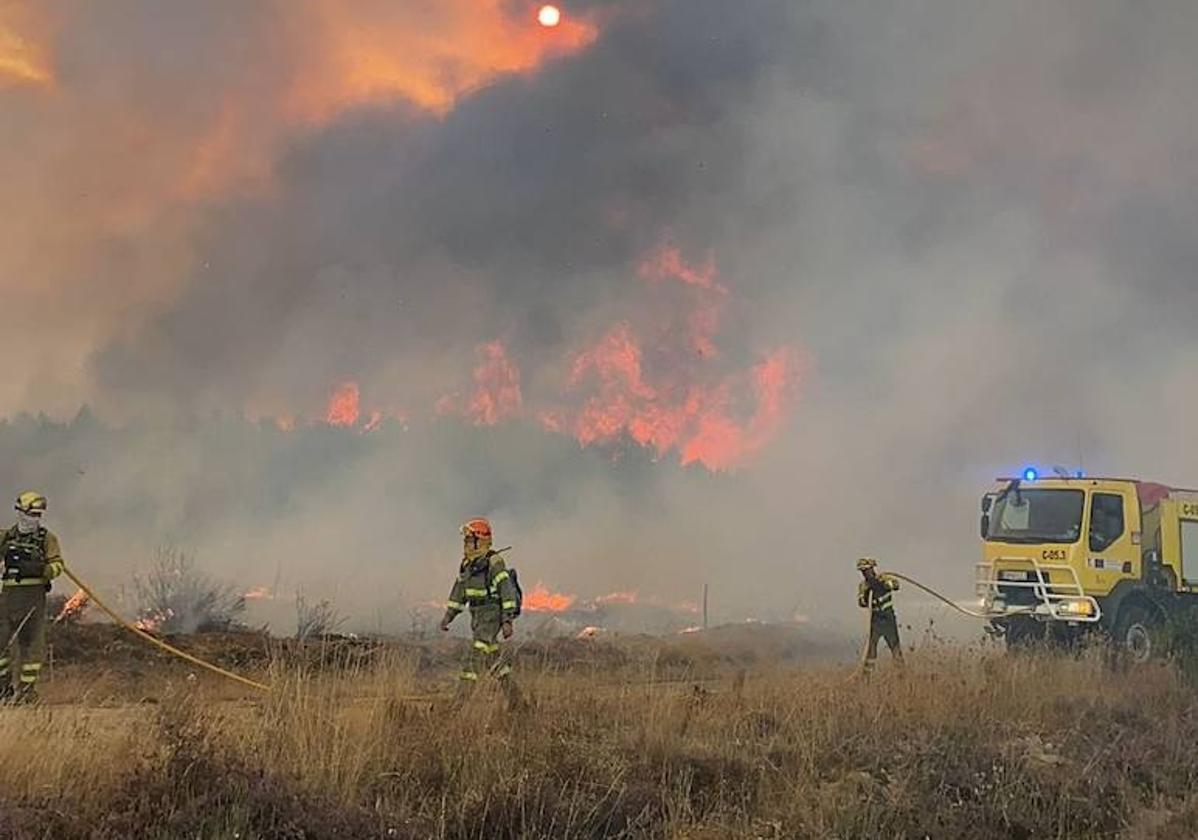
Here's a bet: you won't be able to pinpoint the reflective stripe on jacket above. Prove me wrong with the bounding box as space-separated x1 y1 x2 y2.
858 574 899 615
445 551 519 623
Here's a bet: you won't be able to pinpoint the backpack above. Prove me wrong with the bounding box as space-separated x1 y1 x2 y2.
488 546 523 617
507 566 523 618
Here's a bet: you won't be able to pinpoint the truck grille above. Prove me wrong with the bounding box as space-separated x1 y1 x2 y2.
997 571 1050 606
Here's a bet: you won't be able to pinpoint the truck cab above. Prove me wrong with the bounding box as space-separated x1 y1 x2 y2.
977 475 1198 658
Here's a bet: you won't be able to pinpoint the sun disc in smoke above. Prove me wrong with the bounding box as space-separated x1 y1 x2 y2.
538 5 562 28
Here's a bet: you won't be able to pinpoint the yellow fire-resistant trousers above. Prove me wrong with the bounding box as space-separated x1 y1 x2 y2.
0 585 47 687
459 604 513 684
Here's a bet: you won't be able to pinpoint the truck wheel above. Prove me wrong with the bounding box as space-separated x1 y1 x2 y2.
1113 604 1159 664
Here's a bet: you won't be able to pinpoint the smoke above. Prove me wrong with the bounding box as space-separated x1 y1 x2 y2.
3 0 1198 634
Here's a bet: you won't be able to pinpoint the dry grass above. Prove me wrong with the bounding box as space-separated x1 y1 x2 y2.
4 640 1198 838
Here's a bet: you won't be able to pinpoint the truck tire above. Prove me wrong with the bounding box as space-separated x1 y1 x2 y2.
1113 604 1159 664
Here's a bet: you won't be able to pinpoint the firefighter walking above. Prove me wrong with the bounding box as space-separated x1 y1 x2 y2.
440 518 523 707
857 556 904 674
0 493 64 703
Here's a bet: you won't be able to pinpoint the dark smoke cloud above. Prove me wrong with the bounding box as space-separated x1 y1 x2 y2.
94 0 807 417
4 0 1198 634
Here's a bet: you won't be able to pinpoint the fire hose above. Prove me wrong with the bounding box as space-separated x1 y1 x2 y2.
856 571 1037 669
56 566 1019 693
890 572 1001 619
61 567 270 693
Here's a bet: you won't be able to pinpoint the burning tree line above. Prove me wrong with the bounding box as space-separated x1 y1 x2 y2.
264 241 801 474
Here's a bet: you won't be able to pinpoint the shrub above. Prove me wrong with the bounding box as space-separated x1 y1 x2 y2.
132 547 246 634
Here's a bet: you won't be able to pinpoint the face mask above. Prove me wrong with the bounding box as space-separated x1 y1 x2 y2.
15 512 40 534
464 537 491 560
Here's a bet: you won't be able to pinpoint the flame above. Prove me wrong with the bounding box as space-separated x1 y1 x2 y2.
468 340 523 425
325 382 361 427
562 324 798 471
637 243 722 292
135 608 175 635
551 242 800 471
594 591 638 606
522 582 576 613
576 625 604 639
54 589 90 623
260 244 799 474
243 586 272 601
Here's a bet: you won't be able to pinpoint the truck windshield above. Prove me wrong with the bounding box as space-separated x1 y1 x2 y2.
987 488 1084 544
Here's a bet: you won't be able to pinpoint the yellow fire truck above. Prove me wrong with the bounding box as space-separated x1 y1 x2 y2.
977 472 1198 661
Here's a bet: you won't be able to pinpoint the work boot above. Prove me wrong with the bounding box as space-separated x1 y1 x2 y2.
13 684 38 706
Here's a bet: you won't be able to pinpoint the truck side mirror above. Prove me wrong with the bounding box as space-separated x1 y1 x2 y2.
980 513 991 540
981 494 994 514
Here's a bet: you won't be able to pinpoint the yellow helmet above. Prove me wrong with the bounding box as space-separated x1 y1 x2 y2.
856 556 878 571
15 492 47 517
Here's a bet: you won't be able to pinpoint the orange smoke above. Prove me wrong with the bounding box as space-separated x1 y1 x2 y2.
522 582 577 612
325 382 361 427
0 8 51 87
287 0 599 122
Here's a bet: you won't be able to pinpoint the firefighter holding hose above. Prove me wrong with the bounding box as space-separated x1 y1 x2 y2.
0 492 64 703
857 556 904 674
440 518 524 708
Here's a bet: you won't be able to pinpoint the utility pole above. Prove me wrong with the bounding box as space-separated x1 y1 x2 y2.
702 583 709 630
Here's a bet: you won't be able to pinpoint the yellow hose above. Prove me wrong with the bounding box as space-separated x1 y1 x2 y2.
61 567 270 693
888 571 1035 619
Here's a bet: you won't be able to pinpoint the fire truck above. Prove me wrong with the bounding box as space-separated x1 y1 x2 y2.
977 471 1198 661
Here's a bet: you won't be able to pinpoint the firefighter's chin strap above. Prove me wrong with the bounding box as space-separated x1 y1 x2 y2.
61 566 270 693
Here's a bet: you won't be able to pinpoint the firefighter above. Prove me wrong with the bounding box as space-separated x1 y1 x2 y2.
440 518 522 706
0 493 64 703
857 556 904 674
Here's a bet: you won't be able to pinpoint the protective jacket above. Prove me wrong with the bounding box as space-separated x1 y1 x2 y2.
0 526 63 588
444 551 519 624
858 573 900 616
0 525 64 695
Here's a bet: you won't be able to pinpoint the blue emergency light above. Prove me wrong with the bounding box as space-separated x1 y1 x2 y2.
1023 467 1039 482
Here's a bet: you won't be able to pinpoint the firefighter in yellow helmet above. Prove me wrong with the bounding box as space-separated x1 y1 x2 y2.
440 518 523 706
857 557 904 674
0 493 65 703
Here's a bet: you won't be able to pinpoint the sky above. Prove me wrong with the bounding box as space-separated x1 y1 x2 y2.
2 0 1197 633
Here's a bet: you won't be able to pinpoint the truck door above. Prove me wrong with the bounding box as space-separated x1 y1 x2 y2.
1179 504 1198 588
1088 491 1137 587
